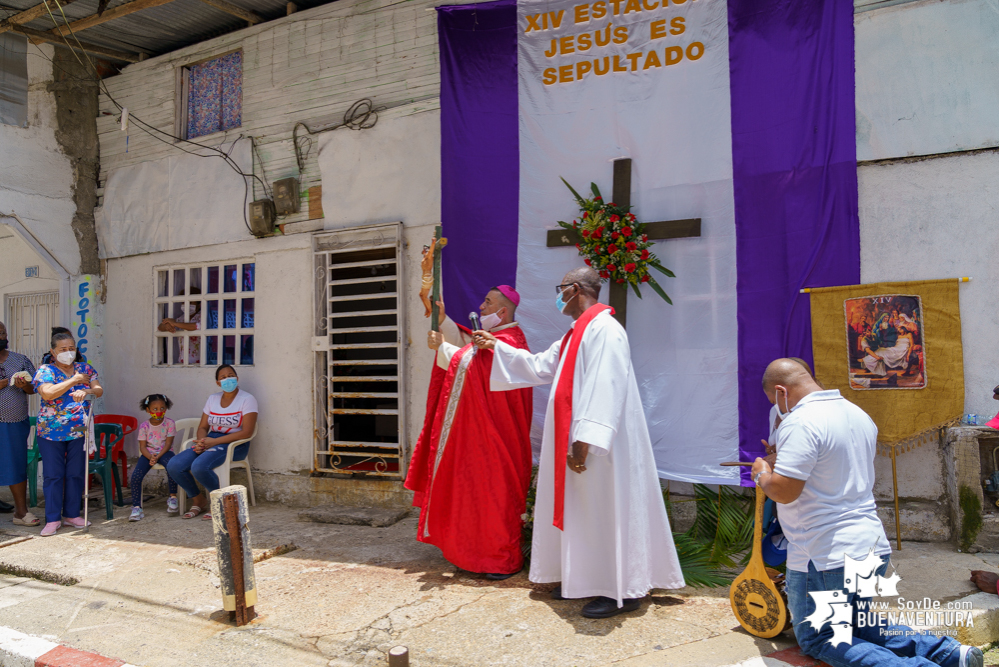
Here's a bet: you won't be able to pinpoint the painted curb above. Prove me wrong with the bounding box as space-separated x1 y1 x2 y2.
0 626 138 667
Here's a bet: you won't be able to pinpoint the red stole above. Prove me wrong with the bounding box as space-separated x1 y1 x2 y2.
552 303 613 530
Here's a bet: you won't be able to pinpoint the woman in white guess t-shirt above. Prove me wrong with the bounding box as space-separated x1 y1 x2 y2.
167 364 258 521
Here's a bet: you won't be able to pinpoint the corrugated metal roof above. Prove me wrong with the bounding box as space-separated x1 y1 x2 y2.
0 0 337 60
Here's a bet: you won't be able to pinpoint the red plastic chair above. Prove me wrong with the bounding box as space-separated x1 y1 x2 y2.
94 414 137 489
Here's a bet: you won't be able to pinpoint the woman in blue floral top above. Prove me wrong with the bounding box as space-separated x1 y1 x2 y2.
32 332 103 536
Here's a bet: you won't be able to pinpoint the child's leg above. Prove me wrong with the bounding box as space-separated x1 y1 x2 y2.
129 455 153 507
158 451 179 496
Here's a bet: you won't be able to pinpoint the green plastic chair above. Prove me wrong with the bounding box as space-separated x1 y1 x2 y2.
26 417 40 508
91 423 125 520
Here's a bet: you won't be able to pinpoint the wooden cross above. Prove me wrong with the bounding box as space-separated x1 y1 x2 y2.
546 158 701 327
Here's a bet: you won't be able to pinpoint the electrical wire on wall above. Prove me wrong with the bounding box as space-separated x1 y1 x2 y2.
34 0 379 235
293 98 380 175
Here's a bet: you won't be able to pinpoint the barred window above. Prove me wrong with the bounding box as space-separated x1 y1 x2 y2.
154 261 255 367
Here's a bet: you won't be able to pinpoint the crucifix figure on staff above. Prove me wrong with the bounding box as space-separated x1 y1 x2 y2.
404 230 535 580
474 266 685 619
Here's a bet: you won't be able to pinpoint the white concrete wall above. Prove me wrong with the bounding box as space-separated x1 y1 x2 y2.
101 234 315 471
856 0 999 421
0 43 80 277
97 0 444 240
859 151 999 420
855 0 999 161
0 228 62 321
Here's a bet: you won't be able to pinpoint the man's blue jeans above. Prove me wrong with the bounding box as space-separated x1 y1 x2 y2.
166 432 249 498
787 557 961 667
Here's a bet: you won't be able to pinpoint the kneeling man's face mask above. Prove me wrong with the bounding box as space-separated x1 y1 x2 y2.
774 385 791 420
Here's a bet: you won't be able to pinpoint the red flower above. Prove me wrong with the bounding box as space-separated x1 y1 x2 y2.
596 226 605 236
594 245 601 253
594 196 602 200
607 264 616 272
584 258 592 266
573 220 578 228
608 203 616 207
610 214 620 223
611 232 620 240
625 263 637 273
581 229 590 238
582 212 589 219
599 270 609 279
616 278 625 284
642 234 648 242
640 249 650 260
575 243 580 250
608 244 618 254
641 275 649 283
628 213 636 221
626 242 637 252
622 226 633 237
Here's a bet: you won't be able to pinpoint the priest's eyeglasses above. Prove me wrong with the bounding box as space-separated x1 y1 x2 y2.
555 283 576 295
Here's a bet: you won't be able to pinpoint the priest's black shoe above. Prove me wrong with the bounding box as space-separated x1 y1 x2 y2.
0 500 13 513
550 585 565 600
485 571 518 581
581 596 642 619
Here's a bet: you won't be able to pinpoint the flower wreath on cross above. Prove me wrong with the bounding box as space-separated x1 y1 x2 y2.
557 178 675 304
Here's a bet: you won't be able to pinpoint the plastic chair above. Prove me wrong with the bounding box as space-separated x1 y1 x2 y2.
26 417 40 508
94 415 137 488
140 418 200 509
177 424 257 516
91 424 125 519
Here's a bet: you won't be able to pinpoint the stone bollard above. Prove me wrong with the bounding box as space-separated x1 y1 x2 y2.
388 646 409 666
210 485 257 626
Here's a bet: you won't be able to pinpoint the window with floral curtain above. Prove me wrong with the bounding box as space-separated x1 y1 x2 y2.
186 51 242 139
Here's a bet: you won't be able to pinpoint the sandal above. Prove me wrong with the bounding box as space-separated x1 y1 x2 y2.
13 512 40 527
201 512 213 522
182 505 203 519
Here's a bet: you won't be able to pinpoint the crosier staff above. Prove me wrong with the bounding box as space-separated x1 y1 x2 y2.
419 227 448 331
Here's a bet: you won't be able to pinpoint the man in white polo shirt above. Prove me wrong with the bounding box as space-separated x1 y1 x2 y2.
751 358 981 667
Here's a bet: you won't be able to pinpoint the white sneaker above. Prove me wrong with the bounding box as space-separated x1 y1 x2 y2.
167 497 179 514
129 507 144 522
960 645 984 667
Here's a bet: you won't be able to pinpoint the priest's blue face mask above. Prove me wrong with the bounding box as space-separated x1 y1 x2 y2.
556 285 576 313
220 377 239 393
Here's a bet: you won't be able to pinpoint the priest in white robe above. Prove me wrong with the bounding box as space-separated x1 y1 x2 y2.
473 267 684 619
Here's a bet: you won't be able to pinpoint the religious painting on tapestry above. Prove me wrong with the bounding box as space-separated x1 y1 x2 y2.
845 294 926 390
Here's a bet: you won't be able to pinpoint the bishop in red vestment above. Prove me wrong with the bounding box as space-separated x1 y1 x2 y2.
405 286 533 578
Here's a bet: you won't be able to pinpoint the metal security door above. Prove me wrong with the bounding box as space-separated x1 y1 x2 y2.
312 223 406 477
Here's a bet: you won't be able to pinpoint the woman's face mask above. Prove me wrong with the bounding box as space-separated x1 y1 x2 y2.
220 377 239 393
56 351 76 365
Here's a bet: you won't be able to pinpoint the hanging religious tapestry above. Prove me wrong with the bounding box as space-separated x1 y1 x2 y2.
844 294 926 390
809 279 964 444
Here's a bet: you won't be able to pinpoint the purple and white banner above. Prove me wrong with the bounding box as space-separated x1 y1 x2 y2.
439 0 860 485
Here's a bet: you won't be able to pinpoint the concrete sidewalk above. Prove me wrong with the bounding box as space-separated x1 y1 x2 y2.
0 496 991 667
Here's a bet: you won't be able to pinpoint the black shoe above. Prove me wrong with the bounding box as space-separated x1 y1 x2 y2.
581 596 642 619
485 571 519 581
551 585 565 600
0 500 14 513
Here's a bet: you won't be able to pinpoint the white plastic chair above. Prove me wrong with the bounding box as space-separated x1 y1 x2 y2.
177 424 257 515
141 417 201 509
